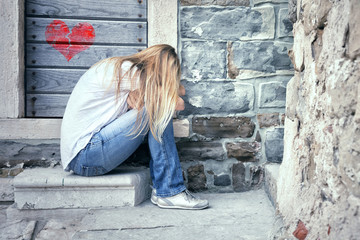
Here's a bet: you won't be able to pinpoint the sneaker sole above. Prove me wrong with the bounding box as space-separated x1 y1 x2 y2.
150 197 157 205
157 202 209 210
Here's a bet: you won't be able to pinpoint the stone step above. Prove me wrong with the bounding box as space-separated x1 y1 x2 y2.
264 163 280 207
13 166 151 209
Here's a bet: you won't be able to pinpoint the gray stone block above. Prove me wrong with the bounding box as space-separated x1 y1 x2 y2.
259 81 288 108
180 6 275 40
257 113 280 128
181 41 226 80
193 117 255 138
232 162 247 192
265 128 284 163
278 8 293 38
214 174 231 186
177 141 226 161
289 0 297 23
187 164 207 191
230 41 293 74
14 167 150 209
226 142 260 161
181 81 254 115
250 166 263 188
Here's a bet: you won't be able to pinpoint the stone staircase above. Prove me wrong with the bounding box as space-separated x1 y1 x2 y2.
9 163 280 211
1 163 287 239
13 166 151 209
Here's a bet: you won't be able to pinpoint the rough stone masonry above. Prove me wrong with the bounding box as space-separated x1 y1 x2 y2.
177 0 293 192
277 0 360 239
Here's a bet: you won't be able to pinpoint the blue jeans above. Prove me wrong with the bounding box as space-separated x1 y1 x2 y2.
68 109 186 197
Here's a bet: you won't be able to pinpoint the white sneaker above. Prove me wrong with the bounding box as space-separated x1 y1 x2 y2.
157 190 209 210
151 188 158 205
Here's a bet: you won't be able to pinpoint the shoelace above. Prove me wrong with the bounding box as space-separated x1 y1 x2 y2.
184 189 198 202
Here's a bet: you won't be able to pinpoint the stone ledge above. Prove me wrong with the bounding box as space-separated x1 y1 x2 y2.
13 167 150 209
264 163 280 207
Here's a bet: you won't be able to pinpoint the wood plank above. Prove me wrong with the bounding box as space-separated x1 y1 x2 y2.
26 94 69 117
26 69 86 93
26 43 145 68
26 18 147 44
26 0 147 19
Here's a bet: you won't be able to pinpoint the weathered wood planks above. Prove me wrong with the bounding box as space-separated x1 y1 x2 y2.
26 69 86 93
26 94 70 117
27 18 147 44
25 0 148 117
26 0 147 19
26 44 145 67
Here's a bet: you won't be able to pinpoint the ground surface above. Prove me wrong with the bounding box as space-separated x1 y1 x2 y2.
0 189 279 240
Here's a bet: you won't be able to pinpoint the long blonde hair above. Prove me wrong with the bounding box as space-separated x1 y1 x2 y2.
96 44 181 141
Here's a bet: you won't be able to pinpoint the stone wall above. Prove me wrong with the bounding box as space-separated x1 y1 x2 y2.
177 0 293 192
277 0 360 239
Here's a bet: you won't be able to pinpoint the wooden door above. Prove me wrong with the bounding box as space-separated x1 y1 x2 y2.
25 0 147 117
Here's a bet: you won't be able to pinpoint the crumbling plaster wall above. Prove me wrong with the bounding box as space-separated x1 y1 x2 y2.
277 0 360 239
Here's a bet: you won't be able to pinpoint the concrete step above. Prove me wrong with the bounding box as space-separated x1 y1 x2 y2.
13 166 151 209
264 163 280 207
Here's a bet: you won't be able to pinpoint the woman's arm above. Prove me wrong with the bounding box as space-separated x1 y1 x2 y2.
175 84 185 111
175 97 185 111
178 84 185 96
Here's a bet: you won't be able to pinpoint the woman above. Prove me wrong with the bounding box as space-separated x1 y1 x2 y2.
60 44 209 210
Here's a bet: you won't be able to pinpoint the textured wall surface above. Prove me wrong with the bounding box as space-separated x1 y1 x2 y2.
277 0 360 238
148 0 177 48
0 0 24 118
177 0 293 192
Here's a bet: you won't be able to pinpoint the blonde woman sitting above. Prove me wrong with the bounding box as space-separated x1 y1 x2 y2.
60 44 209 210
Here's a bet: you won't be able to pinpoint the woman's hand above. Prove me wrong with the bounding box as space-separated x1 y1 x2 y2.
178 84 185 96
175 97 185 111
127 90 140 110
175 84 185 111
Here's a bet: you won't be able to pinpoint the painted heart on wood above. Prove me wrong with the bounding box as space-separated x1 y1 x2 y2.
45 20 95 61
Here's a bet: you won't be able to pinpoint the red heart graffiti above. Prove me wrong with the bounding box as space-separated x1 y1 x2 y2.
45 20 95 61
